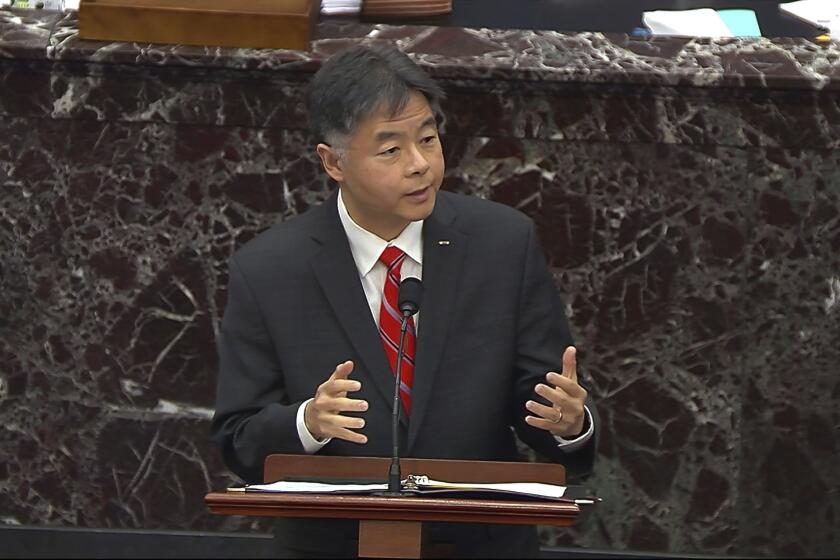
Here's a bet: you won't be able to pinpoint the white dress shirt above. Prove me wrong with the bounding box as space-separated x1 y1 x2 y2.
296 190 593 453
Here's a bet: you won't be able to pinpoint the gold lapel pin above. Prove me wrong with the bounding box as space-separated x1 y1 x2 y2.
437 240 451 246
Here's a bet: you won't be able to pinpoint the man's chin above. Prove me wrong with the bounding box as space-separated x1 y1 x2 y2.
404 194 437 222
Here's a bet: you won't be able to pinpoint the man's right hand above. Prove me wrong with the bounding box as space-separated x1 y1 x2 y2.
303 360 369 444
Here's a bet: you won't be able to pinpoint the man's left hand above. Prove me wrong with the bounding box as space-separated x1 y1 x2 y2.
525 346 587 438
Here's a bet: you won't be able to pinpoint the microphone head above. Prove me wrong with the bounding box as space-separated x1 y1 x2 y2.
398 277 423 316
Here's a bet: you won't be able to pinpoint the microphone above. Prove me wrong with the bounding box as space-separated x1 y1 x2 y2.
398 277 423 316
383 277 423 496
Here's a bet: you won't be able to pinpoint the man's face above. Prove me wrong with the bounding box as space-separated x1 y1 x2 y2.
317 91 445 240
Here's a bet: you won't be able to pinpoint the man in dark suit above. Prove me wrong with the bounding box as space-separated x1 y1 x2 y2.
212 44 597 558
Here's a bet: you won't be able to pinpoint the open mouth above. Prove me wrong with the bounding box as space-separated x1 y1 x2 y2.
406 186 430 198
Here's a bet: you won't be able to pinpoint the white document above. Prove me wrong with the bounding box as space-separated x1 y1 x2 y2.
240 480 387 493
321 0 362 15
235 475 571 501
410 476 569 500
643 8 734 37
780 0 839 34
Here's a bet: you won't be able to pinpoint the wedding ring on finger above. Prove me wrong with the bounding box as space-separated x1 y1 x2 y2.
551 407 563 424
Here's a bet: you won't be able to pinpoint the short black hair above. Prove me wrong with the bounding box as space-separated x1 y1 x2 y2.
308 44 445 147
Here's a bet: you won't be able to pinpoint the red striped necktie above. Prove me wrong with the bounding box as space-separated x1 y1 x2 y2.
378 246 416 415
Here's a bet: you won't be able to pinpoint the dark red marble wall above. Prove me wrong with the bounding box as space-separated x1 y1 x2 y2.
1 9 838 557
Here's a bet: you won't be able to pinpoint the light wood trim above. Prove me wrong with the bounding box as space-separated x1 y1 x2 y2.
205 491 579 526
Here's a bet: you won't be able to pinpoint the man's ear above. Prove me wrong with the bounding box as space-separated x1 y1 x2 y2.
316 143 344 183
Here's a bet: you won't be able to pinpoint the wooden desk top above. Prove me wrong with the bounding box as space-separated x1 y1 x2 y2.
205 490 580 526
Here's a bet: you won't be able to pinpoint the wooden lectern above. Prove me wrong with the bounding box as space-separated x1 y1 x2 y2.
205 454 582 558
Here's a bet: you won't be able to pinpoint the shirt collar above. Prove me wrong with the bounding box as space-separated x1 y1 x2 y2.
337 189 424 278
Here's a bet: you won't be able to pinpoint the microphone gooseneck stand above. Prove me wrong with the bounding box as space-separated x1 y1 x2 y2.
377 277 423 497
382 310 412 496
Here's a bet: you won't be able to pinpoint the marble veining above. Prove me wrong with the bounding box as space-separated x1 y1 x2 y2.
0 9 839 89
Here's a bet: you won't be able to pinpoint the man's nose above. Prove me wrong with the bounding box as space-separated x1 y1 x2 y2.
405 143 431 176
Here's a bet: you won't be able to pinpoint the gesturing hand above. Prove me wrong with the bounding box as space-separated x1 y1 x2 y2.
525 346 588 438
303 360 369 444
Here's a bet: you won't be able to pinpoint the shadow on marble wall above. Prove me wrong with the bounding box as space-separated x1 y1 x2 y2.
1 46 839 558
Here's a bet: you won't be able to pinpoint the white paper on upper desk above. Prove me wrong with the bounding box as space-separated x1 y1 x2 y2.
321 0 362 15
244 480 387 493
780 0 840 35
643 8 734 37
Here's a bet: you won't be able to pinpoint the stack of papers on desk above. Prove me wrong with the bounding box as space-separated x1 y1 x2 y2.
322 0 362 15
230 475 599 503
780 0 839 35
642 8 761 37
321 0 451 17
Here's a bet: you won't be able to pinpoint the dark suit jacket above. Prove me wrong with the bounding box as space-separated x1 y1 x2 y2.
212 190 598 557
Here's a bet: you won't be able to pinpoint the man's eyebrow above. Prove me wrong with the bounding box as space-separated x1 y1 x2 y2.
374 130 401 142
373 116 438 143
417 116 437 131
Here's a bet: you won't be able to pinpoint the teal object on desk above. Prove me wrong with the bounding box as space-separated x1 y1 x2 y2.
717 9 762 37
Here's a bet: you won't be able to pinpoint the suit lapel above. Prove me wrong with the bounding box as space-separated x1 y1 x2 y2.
309 193 400 418
408 194 467 452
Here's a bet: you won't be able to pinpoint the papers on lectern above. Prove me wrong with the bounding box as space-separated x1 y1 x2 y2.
229 474 600 504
